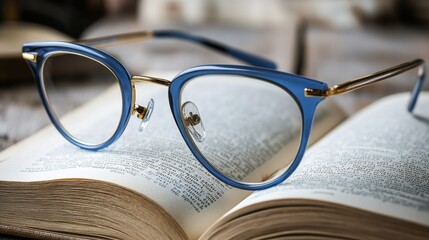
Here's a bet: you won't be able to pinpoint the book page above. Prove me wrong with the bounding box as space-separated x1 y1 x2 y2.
229 92 429 227
0 72 345 239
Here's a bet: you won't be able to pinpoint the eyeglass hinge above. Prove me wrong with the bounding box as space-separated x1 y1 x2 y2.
22 52 38 62
304 88 329 98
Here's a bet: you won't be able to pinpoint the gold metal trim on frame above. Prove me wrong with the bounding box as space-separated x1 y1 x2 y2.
130 75 170 119
76 31 154 48
131 75 171 87
305 59 425 98
22 52 38 62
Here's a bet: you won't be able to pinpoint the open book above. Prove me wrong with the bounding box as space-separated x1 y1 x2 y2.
0 73 428 239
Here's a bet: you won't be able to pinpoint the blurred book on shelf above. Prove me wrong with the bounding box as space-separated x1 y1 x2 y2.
0 23 72 84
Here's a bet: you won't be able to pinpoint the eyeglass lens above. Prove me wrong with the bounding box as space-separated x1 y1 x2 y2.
180 75 303 185
42 53 123 145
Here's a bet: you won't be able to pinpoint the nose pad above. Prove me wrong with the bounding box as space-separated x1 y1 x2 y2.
134 98 154 132
182 101 206 142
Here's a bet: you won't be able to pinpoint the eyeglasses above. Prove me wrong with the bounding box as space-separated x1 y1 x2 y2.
22 30 426 190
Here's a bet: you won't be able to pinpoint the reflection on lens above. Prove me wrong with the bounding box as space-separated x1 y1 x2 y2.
42 52 122 145
180 75 302 185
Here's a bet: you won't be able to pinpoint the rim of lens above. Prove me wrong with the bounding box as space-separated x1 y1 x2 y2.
179 75 303 187
41 51 123 146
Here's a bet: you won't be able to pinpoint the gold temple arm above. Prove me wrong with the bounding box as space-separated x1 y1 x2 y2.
305 59 425 97
75 30 277 69
75 31 154 48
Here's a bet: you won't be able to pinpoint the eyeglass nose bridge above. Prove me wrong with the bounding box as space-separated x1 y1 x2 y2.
131 75 170 131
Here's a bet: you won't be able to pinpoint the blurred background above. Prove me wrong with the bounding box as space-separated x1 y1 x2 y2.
0 0 429 150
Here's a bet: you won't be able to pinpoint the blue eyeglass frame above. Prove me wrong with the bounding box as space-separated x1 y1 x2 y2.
22 30 426 190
